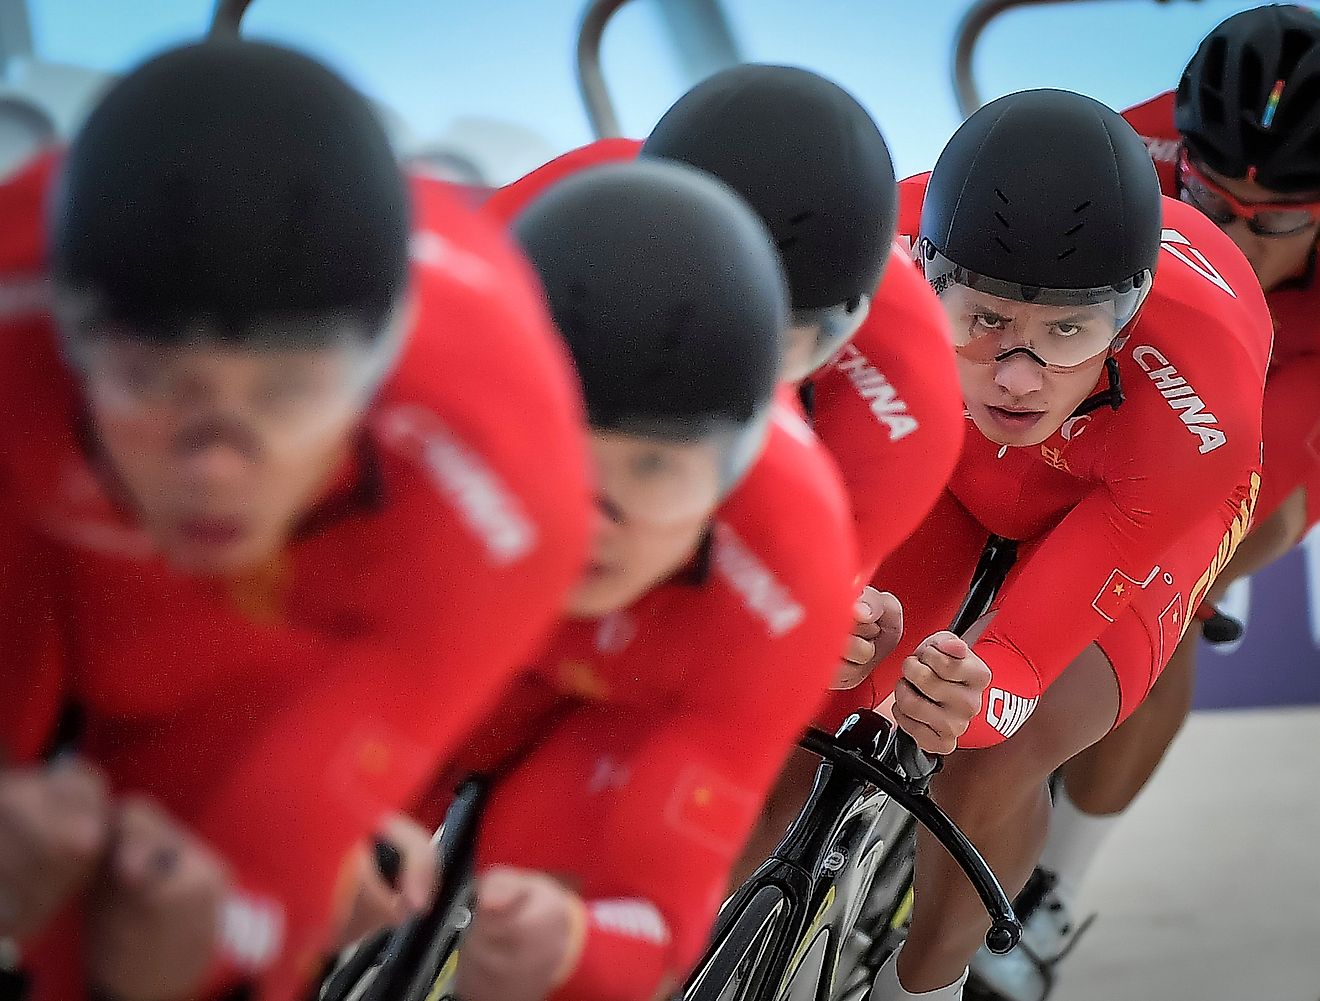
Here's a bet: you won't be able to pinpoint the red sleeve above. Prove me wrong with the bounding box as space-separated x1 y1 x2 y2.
960 205 1271 748
811 250 964 582
475 419 856 1000
480 139 642 226
185 190 592 1000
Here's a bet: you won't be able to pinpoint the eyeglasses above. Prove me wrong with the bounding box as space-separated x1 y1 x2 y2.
1178 147 1320 238
918 241 1148 372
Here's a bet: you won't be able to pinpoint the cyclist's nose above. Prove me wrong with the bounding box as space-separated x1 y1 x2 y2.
992 352 1046 397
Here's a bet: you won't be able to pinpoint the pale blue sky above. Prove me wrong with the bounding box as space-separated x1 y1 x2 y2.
24 0 1301 178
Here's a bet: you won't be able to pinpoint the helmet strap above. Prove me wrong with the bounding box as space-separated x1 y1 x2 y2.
1069 352 1124 419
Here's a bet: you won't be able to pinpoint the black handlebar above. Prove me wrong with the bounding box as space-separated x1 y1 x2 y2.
888 536 1018 797
799 726 1021 954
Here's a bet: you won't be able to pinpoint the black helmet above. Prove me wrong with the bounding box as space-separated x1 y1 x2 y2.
513 160 786 481
642 64 896 314
919 88 1161 368
52 39 410 350
1176 4 1320 194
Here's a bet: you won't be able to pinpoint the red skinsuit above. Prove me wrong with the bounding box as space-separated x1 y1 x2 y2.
1126 90 1320 529
831 172 1271 747
0 154 593 1001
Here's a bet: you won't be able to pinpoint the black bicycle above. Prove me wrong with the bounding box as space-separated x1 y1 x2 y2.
680 534 1021 1001
319 535 1020 1001
317 778 485 1001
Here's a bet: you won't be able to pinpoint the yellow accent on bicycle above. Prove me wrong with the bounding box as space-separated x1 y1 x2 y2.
890 885 915 930
424 948 460 1001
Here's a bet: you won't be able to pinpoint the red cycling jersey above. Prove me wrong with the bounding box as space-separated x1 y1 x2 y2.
417 402 857 1001
1125 90 1320 529
484 139 964 584
854 174 1271 747
0 157 593 1001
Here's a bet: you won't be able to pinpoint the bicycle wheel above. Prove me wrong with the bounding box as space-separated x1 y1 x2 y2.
833 815 917 1000
684 886 791 1001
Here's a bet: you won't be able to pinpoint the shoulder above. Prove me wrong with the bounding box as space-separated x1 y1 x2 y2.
1150 197 1272 378
896 173 931 243
1121 92 1180 157
0 150 59 277
815 251 962 458
0 151 85 507
710 410 856 639
374 185 592 568
1115 199 1271 463
0 150 60 326
1122 92 1181 198
480 138 643 226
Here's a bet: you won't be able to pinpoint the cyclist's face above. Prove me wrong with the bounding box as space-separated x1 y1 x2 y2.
568 431 724 617
954 292 1113 447
1187 162 1320 292
84 339 371 574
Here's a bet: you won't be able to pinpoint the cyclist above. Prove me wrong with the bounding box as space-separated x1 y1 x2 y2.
484 63 979 733
0 40 593 1001
391 158 858 1001
860 89 1271 1001
980 8 1320 993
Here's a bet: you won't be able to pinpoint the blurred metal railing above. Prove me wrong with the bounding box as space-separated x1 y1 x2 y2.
576 0 634 138
209 0 256 38
953 0 1203 117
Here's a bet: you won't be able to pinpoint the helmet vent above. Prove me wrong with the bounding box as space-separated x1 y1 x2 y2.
994 188 1010 204
994 236 1012 253
1205 37 1228 89
1057 246 1077 261
788 210 813 225
1073 200 1091 213
1064 222 1084 236
993 210 1010 228
1241 51 1264 119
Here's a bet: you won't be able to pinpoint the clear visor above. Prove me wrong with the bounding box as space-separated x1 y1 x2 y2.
918 240 1151 371
55 290 409 455
596 402 773 528
790 295 872 377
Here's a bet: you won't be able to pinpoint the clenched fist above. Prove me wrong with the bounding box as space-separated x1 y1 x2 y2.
87 797 229 1001
0 759 110 940
893 632 993 754
835 587 903 690
456 867 586 1001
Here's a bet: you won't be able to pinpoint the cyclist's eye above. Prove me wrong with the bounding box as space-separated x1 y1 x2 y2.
1182 186 1233 222
972 313 1006 331
1052 322 1081 338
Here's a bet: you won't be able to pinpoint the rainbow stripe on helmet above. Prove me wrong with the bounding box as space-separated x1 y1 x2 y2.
1262 78 1286 128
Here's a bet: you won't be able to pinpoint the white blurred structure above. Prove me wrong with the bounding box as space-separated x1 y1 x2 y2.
0 57 106 178
409 116 559 187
